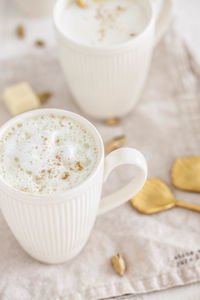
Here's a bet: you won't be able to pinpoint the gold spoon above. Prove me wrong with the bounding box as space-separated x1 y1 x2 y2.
130 177 200 214
171 156 200 192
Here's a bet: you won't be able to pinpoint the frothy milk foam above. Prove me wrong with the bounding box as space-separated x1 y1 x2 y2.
0 114 98 194
59 0 150 47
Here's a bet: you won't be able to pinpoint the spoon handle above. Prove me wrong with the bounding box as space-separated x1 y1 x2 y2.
176 200 200 212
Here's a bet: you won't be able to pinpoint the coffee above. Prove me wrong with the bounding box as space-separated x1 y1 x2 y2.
59 0 150 47
0 113 98 194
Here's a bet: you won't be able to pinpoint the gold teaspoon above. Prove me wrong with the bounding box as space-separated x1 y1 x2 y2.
171 156 200 192
130 177 200 214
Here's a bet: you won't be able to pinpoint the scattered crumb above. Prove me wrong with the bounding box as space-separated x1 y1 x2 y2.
130 33 136 37
38 92 52 104
35 40 45 47
104 117 120 126
16 25 25 38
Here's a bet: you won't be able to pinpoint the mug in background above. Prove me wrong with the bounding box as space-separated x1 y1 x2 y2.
13 0 56 17
53 0 172 119
0 109 147 264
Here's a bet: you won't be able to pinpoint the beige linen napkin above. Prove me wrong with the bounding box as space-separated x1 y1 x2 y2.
1 28 200 300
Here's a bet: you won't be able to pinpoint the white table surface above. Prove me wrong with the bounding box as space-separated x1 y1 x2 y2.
1 0 200 299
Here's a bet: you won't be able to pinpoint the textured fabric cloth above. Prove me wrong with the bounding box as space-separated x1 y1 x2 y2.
1 27 200 300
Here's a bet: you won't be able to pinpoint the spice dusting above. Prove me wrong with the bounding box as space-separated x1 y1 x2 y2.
62 172 69 180
76 161 83 171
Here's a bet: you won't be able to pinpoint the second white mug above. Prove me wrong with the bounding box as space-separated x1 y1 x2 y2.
53 0 172 119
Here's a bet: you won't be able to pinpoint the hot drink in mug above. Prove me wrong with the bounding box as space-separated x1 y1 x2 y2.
0 109 147 263
54 0 172 119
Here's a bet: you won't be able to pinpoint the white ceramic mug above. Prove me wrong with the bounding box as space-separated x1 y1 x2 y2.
0 109 147 264
13 0 56 17
53 0 172 119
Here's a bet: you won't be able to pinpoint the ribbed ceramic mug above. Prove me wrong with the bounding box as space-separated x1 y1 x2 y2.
0 109 147 264
53 0 172 119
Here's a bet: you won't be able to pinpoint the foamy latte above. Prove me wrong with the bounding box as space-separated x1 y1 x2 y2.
59 0 150 47
0 113 98 194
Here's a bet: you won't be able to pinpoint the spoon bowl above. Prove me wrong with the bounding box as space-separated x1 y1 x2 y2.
131 177 200 214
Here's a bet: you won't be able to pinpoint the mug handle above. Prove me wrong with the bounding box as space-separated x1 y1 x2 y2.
98 148 147 215
153 0 173 46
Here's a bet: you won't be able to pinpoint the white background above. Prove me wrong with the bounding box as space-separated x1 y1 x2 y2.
1 0 200 299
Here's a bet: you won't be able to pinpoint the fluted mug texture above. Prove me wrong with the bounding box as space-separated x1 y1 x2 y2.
53 0 172 119
0 109 147 263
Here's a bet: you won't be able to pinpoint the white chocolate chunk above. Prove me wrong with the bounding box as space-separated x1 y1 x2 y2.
2 82 40 115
